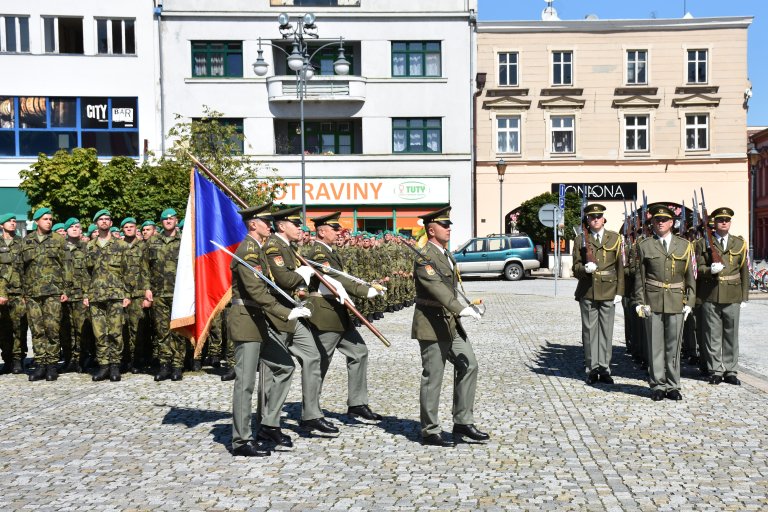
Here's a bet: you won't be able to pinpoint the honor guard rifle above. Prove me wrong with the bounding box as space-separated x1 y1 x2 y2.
679 200 687 237
632 199 639 242
580 193 597 264
692 190 700 239
621 201 629 266
641 191 650 238
699 187 724 265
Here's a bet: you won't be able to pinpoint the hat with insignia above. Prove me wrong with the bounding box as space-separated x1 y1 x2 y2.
0 213 15 224
64 217 80 230
120 217 137 228
141 220 155 228
86 224 97 236
160 208 177 220
32 207 51 221
52 223 66 232
585 204 606 216
92 209 111 222
238 202 274 223
311 211 342 230
650 204 674 219
272 205 303 226
109 227 119 232
419 206 452 227
711 207 734 220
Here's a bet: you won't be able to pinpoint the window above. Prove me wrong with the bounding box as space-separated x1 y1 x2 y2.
687 50 707 83
510 238 530 249
270 0 360 5
463 240 485 253
392 118 441 153
307 45 354 76
552 51 572 85
487 238 506 251
43 17 84 54
392 42 441 77
192 118 244 154
625 115 649 152
498 52 518 86
97 19 135 55
685 114 708 151
0 16 29 52
191 41 243 77
275 119 360 155
497 116 520 154
550 116 574 153
627 50 647 85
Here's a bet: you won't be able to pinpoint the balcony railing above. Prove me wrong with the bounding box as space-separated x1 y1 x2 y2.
266 75 366 102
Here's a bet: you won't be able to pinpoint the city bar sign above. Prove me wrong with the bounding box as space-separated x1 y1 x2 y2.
273 177 450 205
550 182 637 201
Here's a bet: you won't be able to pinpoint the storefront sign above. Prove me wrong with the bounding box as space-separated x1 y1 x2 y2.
273 177 450 205
550 182 637 201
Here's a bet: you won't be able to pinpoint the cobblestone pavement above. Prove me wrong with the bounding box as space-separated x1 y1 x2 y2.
2 278 768 511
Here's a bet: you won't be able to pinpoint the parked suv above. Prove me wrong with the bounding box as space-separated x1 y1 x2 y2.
452 233 541 281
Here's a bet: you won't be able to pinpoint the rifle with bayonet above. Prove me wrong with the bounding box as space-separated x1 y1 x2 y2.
580 193 597 264
621 201 629 266
641 191 649 238
692 190 701 239
699 187 723 265
679 200 687 238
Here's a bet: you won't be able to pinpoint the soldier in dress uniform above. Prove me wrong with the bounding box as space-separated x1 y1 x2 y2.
695 207 749 386
572 204 625 384
0 213 26 374
307 212 384 422
411 207 488 446
633 205 696 401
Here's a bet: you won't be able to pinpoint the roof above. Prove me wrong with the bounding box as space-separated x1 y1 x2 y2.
477 16 753 34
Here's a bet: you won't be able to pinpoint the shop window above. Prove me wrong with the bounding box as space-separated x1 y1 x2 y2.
97 19 136 55
685 114 708 151
627 50 647 85
1 16 30 52
43 17 84 54
81 132 139 157
550 115 574 154
392 118 441 153
20 131 77 156
192 41 243 77
392 42 441 77
552 51 572 85
498 52 518 86
687 50 707 84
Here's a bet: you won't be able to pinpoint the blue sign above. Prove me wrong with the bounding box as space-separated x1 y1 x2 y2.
559 183 566 197
559 196 565 209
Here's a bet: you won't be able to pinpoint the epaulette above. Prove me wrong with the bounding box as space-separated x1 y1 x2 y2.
265 246 280 256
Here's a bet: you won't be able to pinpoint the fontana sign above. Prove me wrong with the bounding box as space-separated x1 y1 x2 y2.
550 182 637 201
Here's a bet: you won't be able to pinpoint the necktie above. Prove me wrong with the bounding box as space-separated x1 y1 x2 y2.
444 249 454 269
662 239 668 253
719 237 726 251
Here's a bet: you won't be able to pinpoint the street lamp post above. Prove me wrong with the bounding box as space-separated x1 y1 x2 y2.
253 13 350 222
496 158 507 235
748 145 760 268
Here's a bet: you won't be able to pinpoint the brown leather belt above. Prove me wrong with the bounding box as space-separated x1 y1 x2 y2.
308 292 336 300
718 274 741 282
646 279 684 290
594 270 616 276
231 298 260 307
415 297 443 308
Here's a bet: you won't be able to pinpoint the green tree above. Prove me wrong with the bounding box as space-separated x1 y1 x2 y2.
515 191 582 247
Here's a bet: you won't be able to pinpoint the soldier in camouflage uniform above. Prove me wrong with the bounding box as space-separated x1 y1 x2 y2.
61 217 90 373
143 208 186 382
120 217 148 374
0 213 27 374
22 207 72 382
85 210 132 382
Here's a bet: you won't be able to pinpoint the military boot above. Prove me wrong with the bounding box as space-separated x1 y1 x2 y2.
28 365 47 382
92 365 110 382
63 359 81 374
154 364 172 382
170 367 183 381
12 360 23 374
0 362 11 375
191 359 202 372
109 364 121 382
220 367 236 381
45 365 59 382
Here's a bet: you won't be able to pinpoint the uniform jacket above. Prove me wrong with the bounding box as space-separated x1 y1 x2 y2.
66 239 89 300
85 237 132 302
632 234 696 314
143 231 180 298
263 234 305 333
229 235 291 343
572 229 625 301
306 240 369 333
694 234 749 303
0 236 23 297
21 232 72 298
411 241 466 342
124 238 148 299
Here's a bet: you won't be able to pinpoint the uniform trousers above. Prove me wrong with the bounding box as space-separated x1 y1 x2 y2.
123 298 146 366
647 312 684 392
579 298 615 374
26 296 62 366
231 340 262 450
90 301 125 366
62 300 88 365
314 326 370 407
152 297 186 368
0 295 26 364
418 333 478 437
701 301 741 377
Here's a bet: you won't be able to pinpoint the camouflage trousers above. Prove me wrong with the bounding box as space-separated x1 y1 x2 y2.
90 301 125 366
62 300 89 365
26 296 62 366
0 295 27 364
123 298 149 366
153 297 186 368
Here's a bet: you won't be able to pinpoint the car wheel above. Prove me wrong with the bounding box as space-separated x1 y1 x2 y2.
504 262 524 281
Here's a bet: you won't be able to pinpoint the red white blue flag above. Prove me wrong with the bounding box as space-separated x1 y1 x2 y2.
171 169 246 353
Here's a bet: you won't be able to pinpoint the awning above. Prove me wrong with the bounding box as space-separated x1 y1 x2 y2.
0 188 31 220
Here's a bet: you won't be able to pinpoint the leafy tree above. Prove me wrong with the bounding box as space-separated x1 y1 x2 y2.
515 191 582 247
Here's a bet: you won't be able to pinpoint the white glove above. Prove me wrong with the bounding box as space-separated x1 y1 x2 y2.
613 295 623 304
294 265 314 285
459 306 482 321
320 275 352 306
367 287 383 299
741 302 747 309
683 305 692 321
710 262 724 275
635 305 651 318
288 306 312 320
585 262 597 274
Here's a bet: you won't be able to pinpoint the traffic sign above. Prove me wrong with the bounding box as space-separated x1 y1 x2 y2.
538 203 561 228
559 183 565 197
558 196 565 209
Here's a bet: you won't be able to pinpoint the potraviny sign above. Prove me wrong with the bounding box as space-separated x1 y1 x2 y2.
550 182 637 201
274 177 450 205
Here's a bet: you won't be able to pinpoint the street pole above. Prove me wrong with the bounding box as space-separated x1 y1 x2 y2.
751 164 756 268
496 159 507 235
299 72 307 223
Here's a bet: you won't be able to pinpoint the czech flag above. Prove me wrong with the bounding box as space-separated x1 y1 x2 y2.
171 169 246 354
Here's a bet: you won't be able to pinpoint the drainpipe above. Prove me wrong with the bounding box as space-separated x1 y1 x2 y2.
154 0 166 154
469 9 480 237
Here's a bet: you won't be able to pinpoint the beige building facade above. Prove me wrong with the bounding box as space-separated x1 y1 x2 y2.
474 16 753 244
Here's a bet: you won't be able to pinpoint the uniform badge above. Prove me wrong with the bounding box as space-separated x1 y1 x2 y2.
255 265 262 273
425 265 436 276
274 256 284 267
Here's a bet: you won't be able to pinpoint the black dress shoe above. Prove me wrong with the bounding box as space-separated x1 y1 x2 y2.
300 417 339 434
154 364 172 381
453 424 490 442
210 356 221 369
45 364 58 382
666 390 683 401
109 364 121 382
599 372 614 384
191 360 202 372
231 443 270 457
170 367 183 381
258 426 293 447
0 363 11 375
709 375 723 385
651 389 665 401
28 366 46 382
585 369 599 385
93 366 110 382
723 375 741 386
12 360 23 374
221 368 236 381
347 404 383 421
421 433 454 447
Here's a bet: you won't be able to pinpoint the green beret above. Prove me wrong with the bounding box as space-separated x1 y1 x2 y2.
86 224 97 236
160 208 177 220
92 209 111 222
120 217 137 228
141 220 155 228
52 223 66 232
64 218 80 230
109 227 119 232
32 207 51 221
0 213 15 224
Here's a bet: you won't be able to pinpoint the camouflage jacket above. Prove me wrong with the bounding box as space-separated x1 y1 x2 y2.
85 237 132 301
124 237 148 299
0 236 23 297
66 239 89 300
21 232 72 298
143 231 180 298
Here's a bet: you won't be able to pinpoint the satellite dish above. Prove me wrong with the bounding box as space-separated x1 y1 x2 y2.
542 0 559 21
585 14 599 21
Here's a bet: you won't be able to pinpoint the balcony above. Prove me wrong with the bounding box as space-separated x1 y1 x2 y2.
266 75 366 103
